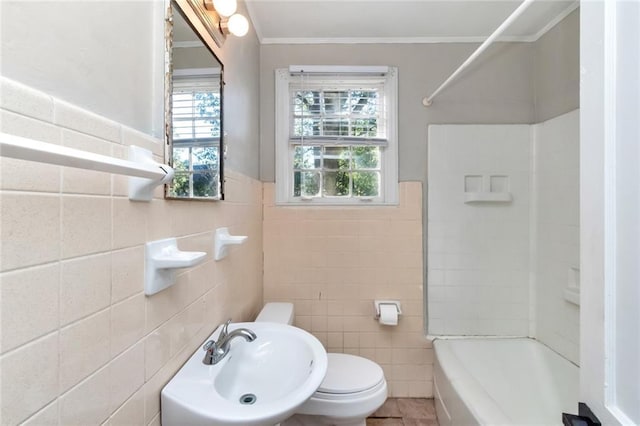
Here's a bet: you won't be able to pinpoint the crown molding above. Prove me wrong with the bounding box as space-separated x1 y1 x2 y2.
251 0 579 45
260 35 536 45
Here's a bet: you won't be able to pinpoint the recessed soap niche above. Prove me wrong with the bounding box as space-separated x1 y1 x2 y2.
490 175 509 192
464 175 483 192
464 174 512 203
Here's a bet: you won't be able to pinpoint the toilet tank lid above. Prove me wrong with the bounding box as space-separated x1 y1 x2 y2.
255 302 294 325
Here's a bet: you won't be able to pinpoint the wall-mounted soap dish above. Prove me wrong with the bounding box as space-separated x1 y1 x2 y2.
145 238 206 296
214 227 248 261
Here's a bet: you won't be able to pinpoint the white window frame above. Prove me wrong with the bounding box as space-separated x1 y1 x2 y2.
275 65 398 205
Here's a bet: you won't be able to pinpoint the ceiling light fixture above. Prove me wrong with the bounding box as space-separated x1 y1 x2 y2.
204 0 249 37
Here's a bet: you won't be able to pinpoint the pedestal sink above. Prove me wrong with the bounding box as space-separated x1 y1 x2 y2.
162 322 328 426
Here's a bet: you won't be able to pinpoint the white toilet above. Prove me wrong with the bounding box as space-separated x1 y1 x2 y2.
255 303 388 426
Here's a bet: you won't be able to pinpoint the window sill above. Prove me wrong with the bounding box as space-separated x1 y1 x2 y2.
275 200 399 207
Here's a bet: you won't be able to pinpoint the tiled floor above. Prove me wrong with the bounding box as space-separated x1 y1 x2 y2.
367 398 439 426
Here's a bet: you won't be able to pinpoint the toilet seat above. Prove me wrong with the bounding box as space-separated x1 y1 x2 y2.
296 353 388 421
311 377 387 401
317 353 384 395
256 303 388 425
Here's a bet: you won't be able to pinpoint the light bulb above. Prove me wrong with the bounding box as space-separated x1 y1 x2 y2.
227 13 249 37
212 0 236 18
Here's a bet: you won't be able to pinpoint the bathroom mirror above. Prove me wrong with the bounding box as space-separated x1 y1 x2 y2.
166 1 224 200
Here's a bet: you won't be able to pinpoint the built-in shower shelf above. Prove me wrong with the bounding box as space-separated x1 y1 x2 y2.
464 192 512 203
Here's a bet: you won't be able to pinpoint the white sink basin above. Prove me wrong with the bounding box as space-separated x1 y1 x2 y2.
161 322 328 426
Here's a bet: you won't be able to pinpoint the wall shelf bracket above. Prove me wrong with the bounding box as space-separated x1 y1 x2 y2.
128 146 175 201
214 227 248 261
145 237 206 296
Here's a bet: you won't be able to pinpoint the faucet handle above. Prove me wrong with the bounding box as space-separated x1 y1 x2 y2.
219 318 232 339
203 340 215 351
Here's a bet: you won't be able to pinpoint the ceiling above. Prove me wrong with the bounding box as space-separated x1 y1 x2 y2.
245 0 578 44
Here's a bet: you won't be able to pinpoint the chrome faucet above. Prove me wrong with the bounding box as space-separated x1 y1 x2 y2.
202 319 257 365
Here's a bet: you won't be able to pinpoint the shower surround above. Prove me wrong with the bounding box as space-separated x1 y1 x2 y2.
427 109 580 361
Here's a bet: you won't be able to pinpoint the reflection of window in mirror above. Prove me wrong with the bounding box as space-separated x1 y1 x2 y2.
167 2 224 200
169 71 221 198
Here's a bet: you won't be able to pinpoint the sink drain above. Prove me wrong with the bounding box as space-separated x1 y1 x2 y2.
239 393 257 405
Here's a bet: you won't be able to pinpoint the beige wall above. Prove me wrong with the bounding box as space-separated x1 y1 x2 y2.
0 3 580 421
263 182 431 397
0 77 263 426
533 9 580 122
173 46 222 71
258 12 579 399
210 0 261 180
259 42 536 183
0 0 262 180
0 1 164 138
0 0 262 423
258 12 579 182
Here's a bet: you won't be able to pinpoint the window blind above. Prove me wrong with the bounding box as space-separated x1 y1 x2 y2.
288 73 388 148
172 77 220 147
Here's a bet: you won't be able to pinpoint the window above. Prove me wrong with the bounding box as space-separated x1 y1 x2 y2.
168 75 221 198
275 66 398 204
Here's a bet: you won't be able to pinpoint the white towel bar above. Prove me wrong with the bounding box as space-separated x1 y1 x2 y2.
0 132 174 201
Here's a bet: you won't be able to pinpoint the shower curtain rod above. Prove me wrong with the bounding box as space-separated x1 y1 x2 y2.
422 0 536 107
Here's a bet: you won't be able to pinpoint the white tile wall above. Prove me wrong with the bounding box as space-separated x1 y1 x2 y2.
427 115 580 364
533 110 580 364
0 77 264 425
427 125 532 336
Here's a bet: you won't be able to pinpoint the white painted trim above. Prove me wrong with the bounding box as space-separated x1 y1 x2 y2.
579 1 617 423
289 65 389 74
274 67 399 205
602 2 640 424
602 0 618 419
528 125 538 339
383 67 399 205
274 69 291 205
260 35 536 45
581 0 639 423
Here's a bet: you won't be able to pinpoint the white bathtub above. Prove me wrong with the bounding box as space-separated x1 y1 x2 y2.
433 338 578 426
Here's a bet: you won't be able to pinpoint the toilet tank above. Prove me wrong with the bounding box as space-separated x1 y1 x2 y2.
255 302 294 325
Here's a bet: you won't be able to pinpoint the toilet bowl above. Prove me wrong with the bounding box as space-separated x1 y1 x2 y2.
256 303 388 426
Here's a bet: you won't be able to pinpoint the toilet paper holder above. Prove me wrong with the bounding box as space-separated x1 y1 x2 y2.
373 300 402 319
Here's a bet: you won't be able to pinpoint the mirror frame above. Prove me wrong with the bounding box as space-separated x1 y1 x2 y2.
165 0 225 201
